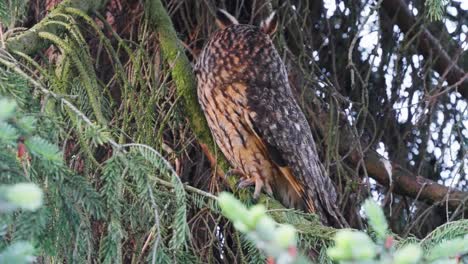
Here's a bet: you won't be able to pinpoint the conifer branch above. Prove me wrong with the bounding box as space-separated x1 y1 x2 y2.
153 177 218 200
0 50 118 147
5 0 110 55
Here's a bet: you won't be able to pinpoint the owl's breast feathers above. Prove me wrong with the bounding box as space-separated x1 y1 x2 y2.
196 24 347 227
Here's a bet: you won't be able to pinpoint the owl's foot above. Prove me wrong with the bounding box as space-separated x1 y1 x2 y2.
237 177 273 199
225 168 244 178
237 177 255 188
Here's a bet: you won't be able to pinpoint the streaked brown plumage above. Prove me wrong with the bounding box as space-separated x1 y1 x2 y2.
195 9 347 227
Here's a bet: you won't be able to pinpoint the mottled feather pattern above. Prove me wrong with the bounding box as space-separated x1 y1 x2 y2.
196 20 347 227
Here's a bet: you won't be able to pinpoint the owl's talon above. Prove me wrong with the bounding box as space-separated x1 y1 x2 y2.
253 182 262 199
237 178 255 189
225 168 244 179
238 177 272 199
264 182 273 196
253 177 270 199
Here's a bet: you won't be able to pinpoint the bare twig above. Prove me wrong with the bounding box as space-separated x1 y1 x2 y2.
382 0 468 99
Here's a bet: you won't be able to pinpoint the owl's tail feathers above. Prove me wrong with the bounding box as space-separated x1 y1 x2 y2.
274 165 348 227
303 188 348 228
305 174 349 228
324 173 349 228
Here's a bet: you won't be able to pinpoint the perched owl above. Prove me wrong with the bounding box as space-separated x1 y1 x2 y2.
195 9 347 227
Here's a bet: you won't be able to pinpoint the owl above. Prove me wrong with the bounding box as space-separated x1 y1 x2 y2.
195 9 347 227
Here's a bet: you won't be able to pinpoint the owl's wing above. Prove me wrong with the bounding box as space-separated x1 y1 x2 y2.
244 81 347 227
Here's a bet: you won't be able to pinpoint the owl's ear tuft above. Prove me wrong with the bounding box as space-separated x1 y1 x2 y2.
216 9 239 29
260 11 278 36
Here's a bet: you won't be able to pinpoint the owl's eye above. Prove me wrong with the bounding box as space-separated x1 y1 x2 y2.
215 9 239 29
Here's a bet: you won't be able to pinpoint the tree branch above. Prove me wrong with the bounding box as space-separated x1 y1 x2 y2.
314 111 468 212
355 148 467 211
5 0 110 54
144 0 229 170
382 0 468 99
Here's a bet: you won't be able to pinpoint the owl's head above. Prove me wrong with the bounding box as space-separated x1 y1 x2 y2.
215 9 278 36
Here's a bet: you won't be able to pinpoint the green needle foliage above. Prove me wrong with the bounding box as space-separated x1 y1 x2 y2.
327 199 468 263
0 241 37 264
0 0 30 26
0 0 466 263
1 183 43 211
219 194 468 263
425 0 450 21
0 182 42 263
218 192 310 264
0 84 103 261
0 96 44 263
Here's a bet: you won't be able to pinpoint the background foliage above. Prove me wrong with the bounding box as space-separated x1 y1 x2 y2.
0 0 466 263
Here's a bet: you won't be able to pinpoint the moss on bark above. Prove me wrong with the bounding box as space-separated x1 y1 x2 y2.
145 0 229 170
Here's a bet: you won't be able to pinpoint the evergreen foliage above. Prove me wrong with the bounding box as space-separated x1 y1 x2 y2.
0 96 44 263
0 0 466 263
220 193 468 263
425 0 449 21
0 0 30 26
327 199 468 263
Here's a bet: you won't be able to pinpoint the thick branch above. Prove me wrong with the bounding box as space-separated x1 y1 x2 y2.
5 0 109 54
354 148 467 211
314 112 468 211
382 0 468 99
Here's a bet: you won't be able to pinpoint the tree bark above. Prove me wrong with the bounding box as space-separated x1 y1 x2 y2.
144 0 229 170
356 148 467 211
